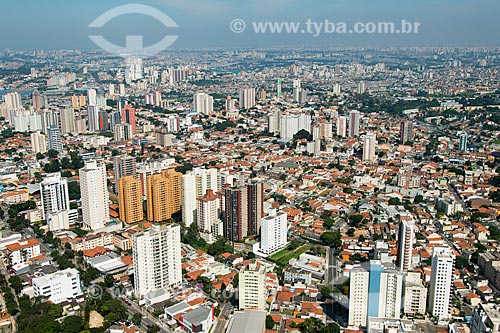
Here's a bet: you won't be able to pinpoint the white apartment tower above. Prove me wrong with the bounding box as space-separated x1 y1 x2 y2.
238 262 267 310
197 189 222 244
362 133 377 162
40 172 70 221
80 160 110 230
260 209 287 255
133 224 182 300
403 271 427 317
239 87 256 109
181 168 218 227
31 131 47 154
397 215 415 272
429 247 455 321
193 93 214 115
348 266 370 327
337 116 347 138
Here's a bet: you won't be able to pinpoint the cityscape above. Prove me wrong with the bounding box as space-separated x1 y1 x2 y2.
0 2 500 333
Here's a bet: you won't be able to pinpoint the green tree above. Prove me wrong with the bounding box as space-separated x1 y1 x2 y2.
147 324 161 333
8 275 23 294
132 313 142 326
265 315 275 329
320 231 342 248
46 149 59 159
320 286 331 299
61 315 83 333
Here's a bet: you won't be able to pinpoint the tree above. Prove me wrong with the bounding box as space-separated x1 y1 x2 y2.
9 275 23 294
61 315 83 333
132 313 142 326
147 324 161 333
320 231 342 248
346 228 355 237
247 252 256 259
46 149 59 159
265 315 275 329
413 194 424 204
388 197 401 205
320 286 331 299
104 274 114 288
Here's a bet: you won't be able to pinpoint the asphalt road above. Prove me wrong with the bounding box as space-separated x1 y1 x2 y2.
212 302 232 333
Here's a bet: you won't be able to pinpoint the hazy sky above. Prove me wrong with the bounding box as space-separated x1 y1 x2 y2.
1 0 499 50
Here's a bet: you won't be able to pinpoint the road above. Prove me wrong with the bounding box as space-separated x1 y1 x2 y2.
118 296 173 333
212 302 232 333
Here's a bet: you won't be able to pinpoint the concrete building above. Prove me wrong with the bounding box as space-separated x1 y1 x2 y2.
337 115 347 137
368 261 403 320
227 310 267 333
40 172 70 222
471 303 500 333
146 169 182 223
362 133 377 162
348 266 370 327
30 131 47 154
397 216 415 272
349 110 360 137
197 189 222 244
80 160 110 230
5 239 41 265
47 125 62 152
279 112 312 142
32 268 82 304
259 209 287 255
428 247 455 321
60 107 75 134
121 104 137 135
403 271 427 317
181 168 219 227
239 87 256 109
238 262 267 310
193 93 214 115
132 224 182 301
113 155 136 187
400 120 413 144
117 176 143 224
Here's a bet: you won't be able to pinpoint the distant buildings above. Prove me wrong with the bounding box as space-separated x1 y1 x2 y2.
238 262 267 310
80 160 110 230
32 268 82 304
278 112 312 142
336 116 347 138
259 209 287 255
197 189 223 244
428 246 455 321
121 104 137 135
459 132 468 151
113 123 133 142
133 224 182 300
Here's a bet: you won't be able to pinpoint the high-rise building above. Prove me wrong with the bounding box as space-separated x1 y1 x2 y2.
47 125 62 153
193 93 214 115
32 90 43 111
403 271 427 317
224 182 264 243
98 111 109 132
238 262 267 310
239 87 256 109
133 224 182 300
349 110 360 137
292 79 301 102
87 105 100 132
348 266 370 327
357 81 366 94
146 169 182 223
459 132 468 152
396 215 415 272
470 303 500 333
277 78 282 97
197 189 223 244
113 155 136 184
367 261 403 320
267 110 280 134
31 131 47 154
125 58 143 83
428 247 455 321
279 112 312 142
40 172 69 221
362 133 377 162
337 116 347 137
121 104 137 135
259 209 287 255
333 83 341 95
60 107 75 134
87 89 97 106
4 92 21 110
117 176 143 224
80 160 110 230
181 168 218 227
113 123 133 142
400 120 414 144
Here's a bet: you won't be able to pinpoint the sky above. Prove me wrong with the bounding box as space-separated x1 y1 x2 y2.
0 0 499 50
